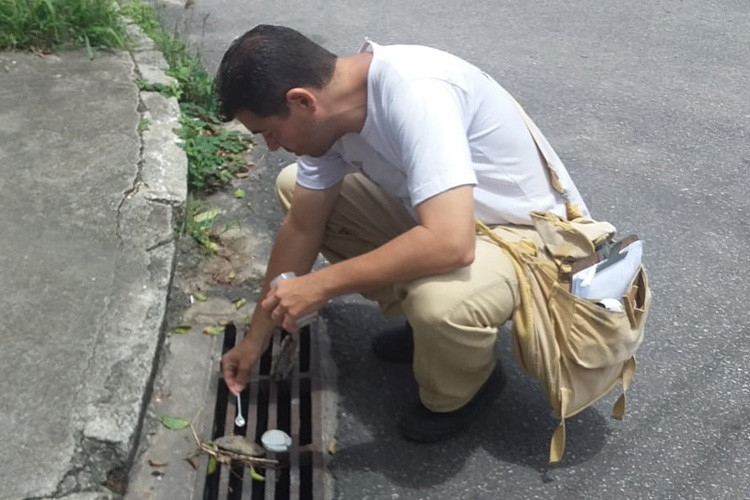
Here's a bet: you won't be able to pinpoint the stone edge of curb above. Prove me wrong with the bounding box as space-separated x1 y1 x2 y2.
44 20 188 500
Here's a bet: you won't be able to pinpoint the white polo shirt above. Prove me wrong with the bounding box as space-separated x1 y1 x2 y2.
296 41 588 225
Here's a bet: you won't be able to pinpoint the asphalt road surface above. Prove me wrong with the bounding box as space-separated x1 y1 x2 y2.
154 1 750 498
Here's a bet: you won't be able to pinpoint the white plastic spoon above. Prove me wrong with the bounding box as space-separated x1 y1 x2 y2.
235 393 246 427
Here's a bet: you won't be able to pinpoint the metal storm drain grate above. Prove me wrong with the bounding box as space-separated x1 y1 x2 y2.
197 323 325 499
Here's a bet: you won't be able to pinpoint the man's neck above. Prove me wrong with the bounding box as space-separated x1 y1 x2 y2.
321 53 372 137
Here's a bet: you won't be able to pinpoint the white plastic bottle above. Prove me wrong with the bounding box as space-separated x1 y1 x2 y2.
270 272 318 327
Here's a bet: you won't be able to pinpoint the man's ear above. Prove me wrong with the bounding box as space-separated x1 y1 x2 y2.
286 88 318 112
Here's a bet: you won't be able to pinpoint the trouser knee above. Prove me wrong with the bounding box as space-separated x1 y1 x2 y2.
402 285 501 412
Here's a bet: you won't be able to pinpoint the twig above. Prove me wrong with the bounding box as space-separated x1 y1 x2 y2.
270 332 299 381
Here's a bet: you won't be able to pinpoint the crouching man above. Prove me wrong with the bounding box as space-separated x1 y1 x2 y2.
216 25 589 442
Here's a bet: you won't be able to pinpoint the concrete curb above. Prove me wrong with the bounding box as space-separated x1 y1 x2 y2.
46 22 187 498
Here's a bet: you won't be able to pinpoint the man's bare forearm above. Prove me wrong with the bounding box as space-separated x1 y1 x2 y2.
301 184 476 305
313 222 472 299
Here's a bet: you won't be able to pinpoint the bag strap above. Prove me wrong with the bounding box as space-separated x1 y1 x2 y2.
475 220 536 337
507 96 587 221
612 356 637 420
477 219 570 464
549 389 571 463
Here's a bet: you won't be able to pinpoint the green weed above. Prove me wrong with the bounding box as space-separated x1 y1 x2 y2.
121 0 214 110
123 0 252 191
184 195 221 254
124 0 252 250
179 106 252 190
0 0 126 51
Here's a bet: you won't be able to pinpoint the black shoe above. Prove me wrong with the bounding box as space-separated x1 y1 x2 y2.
398 365 507 443
372 320 414 363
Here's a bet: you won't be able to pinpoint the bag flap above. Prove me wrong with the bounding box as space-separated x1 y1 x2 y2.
530 211 616 260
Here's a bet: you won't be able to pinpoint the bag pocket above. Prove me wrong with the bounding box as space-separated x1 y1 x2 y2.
551 267 650 369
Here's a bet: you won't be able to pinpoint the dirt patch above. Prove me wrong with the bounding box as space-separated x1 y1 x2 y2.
177 227 265 293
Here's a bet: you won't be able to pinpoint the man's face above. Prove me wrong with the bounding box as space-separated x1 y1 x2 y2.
236 106 333 158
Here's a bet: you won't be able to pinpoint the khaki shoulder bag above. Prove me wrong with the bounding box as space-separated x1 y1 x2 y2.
476 98 653 463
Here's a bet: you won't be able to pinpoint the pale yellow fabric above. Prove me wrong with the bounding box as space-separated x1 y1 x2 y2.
277 164 525 412
477 214 652 463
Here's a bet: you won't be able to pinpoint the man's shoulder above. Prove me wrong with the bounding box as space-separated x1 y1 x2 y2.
368 42 481 98
370 43 461 77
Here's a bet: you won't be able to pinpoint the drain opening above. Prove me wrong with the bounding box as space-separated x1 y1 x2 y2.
202 323 323 499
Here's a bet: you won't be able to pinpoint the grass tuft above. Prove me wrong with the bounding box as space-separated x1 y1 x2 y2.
0 0 126 51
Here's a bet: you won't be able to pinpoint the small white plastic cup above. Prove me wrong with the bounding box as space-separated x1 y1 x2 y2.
270 272 318 327
261 429 292 453
261 429 292 466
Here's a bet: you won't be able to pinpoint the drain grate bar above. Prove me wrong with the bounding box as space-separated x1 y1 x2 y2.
261 333 280 499
198 324 324 499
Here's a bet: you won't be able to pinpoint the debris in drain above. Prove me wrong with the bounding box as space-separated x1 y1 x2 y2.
270 334 299 381
188 422 279 470
214 435 265 457
249 466 266 482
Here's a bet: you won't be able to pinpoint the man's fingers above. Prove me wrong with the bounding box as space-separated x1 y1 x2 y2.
224 366 249 395
281 316 299 334
222 352 248 396
261 291 280 312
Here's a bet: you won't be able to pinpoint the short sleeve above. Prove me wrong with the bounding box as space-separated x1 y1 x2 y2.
384 78 477 206
296 147 352 190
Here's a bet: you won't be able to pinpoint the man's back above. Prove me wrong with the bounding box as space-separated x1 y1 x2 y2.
298 41 580 224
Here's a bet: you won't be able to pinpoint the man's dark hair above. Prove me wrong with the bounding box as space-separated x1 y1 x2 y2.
215 25 337 121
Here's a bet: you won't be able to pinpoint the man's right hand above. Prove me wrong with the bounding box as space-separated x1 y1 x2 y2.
221 341 261 396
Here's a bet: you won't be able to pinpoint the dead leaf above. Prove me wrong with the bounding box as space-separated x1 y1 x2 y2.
160 416 189 430
193 209 218 224
327 439 337 455
186 457 198 470
249 466 265 482
235 171 250 179
148 459 168 467
203 326 225 336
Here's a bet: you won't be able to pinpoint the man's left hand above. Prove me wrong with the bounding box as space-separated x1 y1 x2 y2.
261 273 326 332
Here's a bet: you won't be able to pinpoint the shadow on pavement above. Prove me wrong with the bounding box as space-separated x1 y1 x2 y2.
323 301 610 490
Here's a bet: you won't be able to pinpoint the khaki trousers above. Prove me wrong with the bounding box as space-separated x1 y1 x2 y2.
276 164 535 412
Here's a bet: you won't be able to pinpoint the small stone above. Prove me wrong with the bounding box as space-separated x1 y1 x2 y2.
214 435 265 457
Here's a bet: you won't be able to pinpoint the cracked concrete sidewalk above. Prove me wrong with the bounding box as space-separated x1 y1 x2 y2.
0 24 186 500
